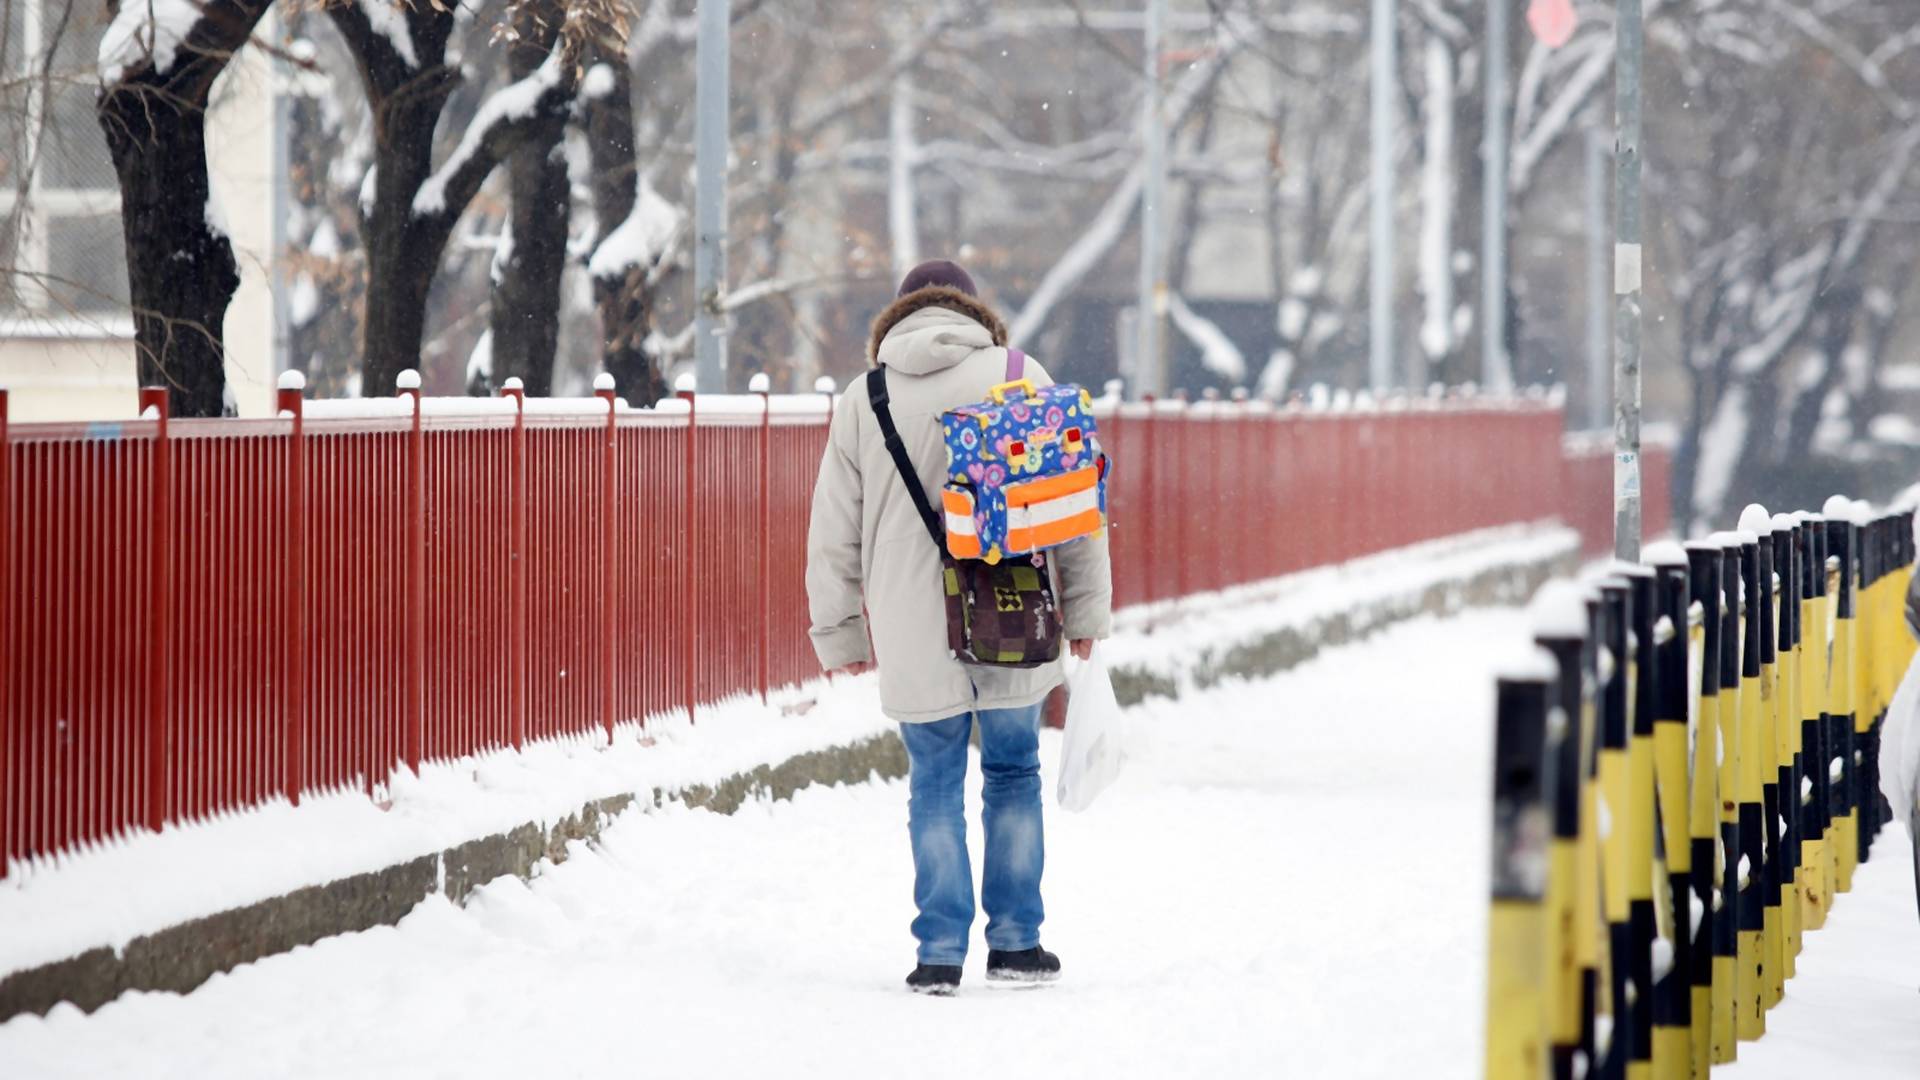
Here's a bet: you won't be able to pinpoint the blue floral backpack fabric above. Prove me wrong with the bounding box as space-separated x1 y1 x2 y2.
938 349 1108 564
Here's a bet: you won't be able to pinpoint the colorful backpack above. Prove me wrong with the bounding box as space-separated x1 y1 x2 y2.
938 350 1108 564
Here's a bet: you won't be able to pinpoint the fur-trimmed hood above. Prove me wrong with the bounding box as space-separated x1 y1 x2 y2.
866 285 1008 366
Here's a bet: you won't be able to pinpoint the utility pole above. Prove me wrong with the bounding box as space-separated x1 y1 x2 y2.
694 0 731 391
1613 0 1645 561
1135 0 1168 399
1586 130 1609 431
1481 0 1511 393
1368 0 1397 394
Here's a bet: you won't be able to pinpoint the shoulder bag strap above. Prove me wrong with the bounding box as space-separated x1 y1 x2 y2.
1005 347 1025 380
865 366 946 550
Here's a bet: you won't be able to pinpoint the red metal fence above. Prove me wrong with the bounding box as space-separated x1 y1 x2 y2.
0 381 1666 877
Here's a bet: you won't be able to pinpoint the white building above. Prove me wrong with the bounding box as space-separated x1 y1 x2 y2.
0 2 283 422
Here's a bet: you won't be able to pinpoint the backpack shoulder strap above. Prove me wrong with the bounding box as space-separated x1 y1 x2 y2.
1005 348 1025 380
865 367 945 550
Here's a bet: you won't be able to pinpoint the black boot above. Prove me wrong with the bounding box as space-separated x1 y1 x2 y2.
905 963 962 995
986 946 1061 983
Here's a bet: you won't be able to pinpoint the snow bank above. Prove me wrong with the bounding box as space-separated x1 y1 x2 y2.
0 679 897 979
1101 523 1578 684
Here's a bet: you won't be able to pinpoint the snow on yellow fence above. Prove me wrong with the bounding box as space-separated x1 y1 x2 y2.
1484 499 1917 1079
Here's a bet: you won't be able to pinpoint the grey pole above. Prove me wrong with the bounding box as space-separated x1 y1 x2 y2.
1481 0 1511 393
1613 0 1645 561
1368 0 1396 393
1135 0 1167 398
694 0 731 391
1586 130 1609 431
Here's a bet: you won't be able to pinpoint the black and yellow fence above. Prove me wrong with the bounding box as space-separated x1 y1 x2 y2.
1485 501 1917 1078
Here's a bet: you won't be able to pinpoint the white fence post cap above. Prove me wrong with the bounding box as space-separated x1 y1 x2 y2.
278 370 307 391
674 373 697 394
396 369 421 391
813 376 837 394
593 372 616 392
747 372 771 393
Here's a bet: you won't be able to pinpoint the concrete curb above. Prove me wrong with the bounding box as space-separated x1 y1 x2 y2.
0 733 908 1022
1106 542 1578 706
0 541 1564 1022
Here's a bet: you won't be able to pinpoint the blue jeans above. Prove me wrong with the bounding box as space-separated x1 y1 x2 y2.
898 704 1046 966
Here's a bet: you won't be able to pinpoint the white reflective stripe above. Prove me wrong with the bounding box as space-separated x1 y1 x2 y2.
946 511 976 535
1009 486 1102 530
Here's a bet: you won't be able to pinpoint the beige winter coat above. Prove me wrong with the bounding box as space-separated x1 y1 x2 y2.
806 289 1114 723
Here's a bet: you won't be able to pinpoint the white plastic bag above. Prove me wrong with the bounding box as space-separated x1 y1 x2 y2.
1057 649 1127 812
1879 652 1920 829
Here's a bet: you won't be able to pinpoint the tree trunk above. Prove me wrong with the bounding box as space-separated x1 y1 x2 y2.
96 0 271 417
488 4 570 396
583 57 668 408
101 96 236 417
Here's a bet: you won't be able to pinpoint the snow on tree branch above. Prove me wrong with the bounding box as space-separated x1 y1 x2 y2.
100 0 269 87
354 0 420 70
412 48 573 219
587 177 684 281
1168 294 1247 384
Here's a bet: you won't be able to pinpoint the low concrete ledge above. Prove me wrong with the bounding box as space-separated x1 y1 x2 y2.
1106 538 1577 706
0 733 908 1023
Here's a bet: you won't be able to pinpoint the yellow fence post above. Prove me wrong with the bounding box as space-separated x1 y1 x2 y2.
1683 543 1722 1080
1531 583 1596 1080
1770 516 1803 983
1621 567 1660 1080
1591 576 1637 1073
1824 507 1859 897
1647 548 1693 1079
1486 652 1558 1080
1707 540 1744 1063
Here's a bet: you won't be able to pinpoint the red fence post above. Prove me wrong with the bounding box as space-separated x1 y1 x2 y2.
595 374 618 744
399 370 425 775
0 388 9 875
139 386 172 831
753 373 771 705
277 372 307 806
1139 395 1156 614
679 383 698 724
503 378 528 751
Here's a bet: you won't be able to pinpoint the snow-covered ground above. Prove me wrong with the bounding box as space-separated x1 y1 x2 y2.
0 609 1517 1078
4 601 1910 1079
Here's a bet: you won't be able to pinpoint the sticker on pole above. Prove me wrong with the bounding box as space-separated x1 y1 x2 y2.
1528 0 1578 49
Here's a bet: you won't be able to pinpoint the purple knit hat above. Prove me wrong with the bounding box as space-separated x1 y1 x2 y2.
896 259 977 298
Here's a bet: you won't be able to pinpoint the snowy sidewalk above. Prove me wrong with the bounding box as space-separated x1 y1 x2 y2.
1719 830 1920 1080
0 609 1518 1078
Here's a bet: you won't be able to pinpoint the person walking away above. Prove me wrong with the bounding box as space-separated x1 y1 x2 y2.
805 260 1113 995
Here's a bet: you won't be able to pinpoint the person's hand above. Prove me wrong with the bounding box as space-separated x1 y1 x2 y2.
833 660 876 677
1069 639 1094 661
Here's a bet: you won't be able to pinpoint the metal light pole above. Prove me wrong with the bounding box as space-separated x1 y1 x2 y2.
694 0 731 391
1613 0 1645 561
1586 130 1609 431
1135 0 1168 399
1481 0 1511 393
1369 0 1397 394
